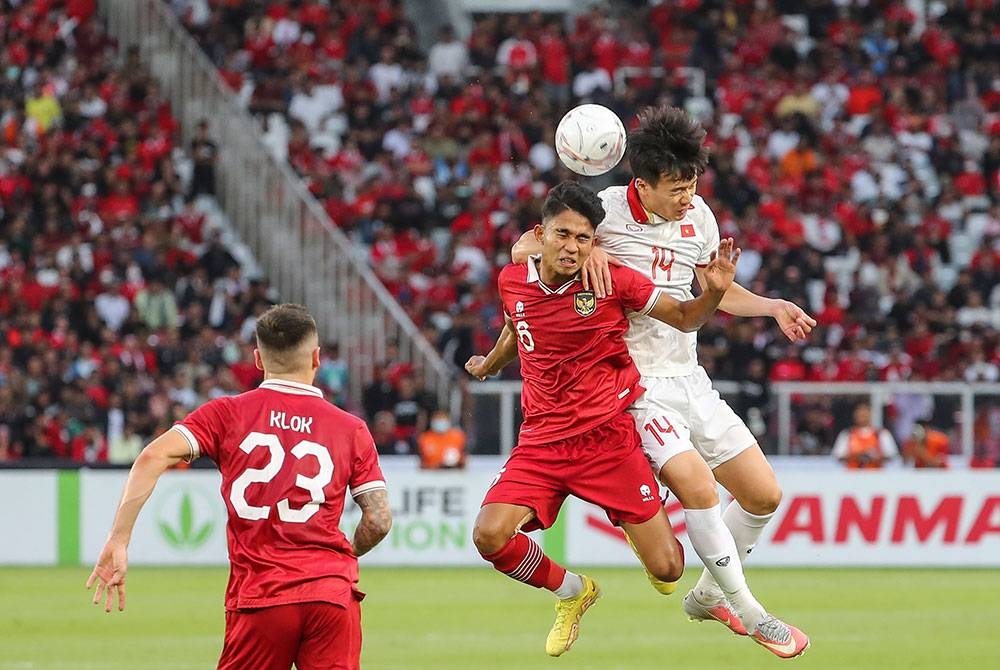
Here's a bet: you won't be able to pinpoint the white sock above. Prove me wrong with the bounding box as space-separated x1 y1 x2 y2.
553 571 583 599
694 501 774 603
685 505 766 630
724 500 775 561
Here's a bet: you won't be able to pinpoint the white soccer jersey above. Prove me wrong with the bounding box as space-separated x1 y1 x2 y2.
596 180 721 377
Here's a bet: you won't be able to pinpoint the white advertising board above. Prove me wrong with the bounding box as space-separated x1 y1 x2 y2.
563 471 1000 567
0 471 58 564
1 466 998 567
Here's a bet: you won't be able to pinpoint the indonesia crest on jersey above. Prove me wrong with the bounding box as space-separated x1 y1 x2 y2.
596 180 722 377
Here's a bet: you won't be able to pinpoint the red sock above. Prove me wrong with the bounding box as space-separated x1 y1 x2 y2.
481 533 566 591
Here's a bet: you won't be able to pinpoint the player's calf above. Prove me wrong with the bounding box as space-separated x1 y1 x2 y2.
624 531 683 595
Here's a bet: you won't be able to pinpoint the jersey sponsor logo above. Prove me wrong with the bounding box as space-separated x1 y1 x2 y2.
515 301 525 316
680 223 695 237
574 291 597 317
626 223 644 232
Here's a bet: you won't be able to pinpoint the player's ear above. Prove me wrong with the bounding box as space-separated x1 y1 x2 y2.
252 348 264 371
311 346 321 370
533 222 545 243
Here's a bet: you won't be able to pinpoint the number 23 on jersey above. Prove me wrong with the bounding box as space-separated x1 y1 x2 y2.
230 431 334 524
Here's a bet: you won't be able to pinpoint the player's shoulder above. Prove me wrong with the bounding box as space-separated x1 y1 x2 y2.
596 185 631 229
498 262 528 286
608 261 646 283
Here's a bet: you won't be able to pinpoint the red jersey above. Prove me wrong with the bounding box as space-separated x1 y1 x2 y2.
499 259 660 447
173 379 385 611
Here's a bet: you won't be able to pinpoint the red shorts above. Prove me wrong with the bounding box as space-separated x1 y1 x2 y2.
218 599 362 670
482 412 661 531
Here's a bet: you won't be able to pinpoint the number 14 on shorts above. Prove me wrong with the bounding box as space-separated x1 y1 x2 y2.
642 416 677 446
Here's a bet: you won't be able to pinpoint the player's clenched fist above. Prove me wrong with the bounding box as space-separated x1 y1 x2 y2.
703 237 741 294
465 355 490 381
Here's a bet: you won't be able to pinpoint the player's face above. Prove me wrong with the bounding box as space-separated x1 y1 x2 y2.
636 174 698 221
534 209 595 281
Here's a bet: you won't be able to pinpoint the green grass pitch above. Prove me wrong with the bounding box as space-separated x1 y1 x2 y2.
1 566 995 669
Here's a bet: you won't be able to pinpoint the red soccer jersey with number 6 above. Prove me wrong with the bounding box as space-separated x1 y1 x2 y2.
498 258 661 447
173 379 385 611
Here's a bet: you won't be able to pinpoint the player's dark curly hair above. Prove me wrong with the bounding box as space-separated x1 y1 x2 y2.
627 106 710 184
256 303 317 354
541 180 606 229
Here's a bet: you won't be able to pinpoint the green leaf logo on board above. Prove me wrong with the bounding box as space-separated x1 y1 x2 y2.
156 487 216 551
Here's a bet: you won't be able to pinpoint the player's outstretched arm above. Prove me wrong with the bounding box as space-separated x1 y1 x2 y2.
465 321 518 381
86 429 192 613
353 489 392 556
693 268 817 342
647 238 740 332
511 230 540 264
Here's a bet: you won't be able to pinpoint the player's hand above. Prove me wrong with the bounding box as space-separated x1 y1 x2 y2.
703 238 741 294
86 540 129 613
771 299 817 342
464 355 491 381
581 246 622 299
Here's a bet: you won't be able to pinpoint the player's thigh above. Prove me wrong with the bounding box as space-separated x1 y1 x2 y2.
296 600 361 670
620 507 683 580
218 605 300 670
686 368 757 469
480 448 567 532
657 449 719 509
569 414 663 527
628 381 696 481
711 445 782 515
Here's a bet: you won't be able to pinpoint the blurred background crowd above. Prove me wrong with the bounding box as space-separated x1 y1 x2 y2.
1 0 998 467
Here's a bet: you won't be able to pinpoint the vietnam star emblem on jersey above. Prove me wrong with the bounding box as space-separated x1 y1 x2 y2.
574 291 597 316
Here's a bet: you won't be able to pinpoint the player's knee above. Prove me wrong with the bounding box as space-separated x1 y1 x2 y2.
472 518 512 556
676 479 719 509
645 552 684 584
742 485 782 517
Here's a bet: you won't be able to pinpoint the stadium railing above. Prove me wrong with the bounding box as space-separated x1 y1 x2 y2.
772 381 1000 457
469 380 1000 459
98 0 459 415
468 379 738 454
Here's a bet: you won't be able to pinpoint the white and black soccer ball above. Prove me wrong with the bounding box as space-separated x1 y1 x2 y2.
554 104 627 177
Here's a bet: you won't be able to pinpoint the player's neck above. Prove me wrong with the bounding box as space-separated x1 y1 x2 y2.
536 257 576 287
636 191 667 222
262 371 317 387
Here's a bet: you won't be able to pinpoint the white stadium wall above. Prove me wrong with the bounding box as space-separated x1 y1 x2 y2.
3 463 999 567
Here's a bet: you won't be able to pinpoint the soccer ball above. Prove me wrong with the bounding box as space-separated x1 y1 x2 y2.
554 104 627 177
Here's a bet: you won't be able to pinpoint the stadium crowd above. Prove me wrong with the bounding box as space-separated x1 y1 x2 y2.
2 0 999 465
172 0 1000 461
0 1 291 463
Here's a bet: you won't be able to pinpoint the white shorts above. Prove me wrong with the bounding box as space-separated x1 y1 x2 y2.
628 366 757 473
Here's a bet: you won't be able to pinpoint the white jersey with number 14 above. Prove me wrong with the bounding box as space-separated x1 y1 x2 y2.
596 181 721 378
